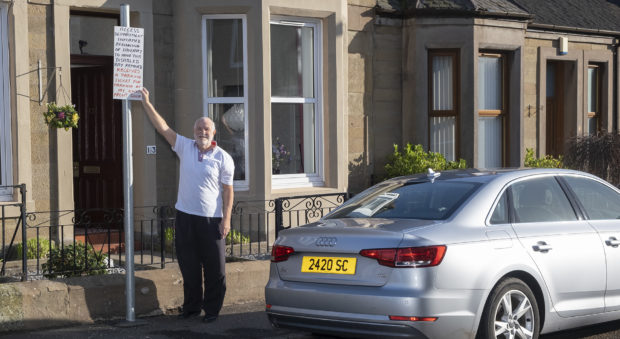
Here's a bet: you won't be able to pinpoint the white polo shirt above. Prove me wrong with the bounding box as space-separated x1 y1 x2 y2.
173 134 235 217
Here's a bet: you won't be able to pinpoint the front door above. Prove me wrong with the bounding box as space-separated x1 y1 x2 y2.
71 55 123 213
546 61 565 157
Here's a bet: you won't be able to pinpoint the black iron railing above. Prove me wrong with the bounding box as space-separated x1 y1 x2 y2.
274 192 349 238
0 184 27 280
0 185 347 281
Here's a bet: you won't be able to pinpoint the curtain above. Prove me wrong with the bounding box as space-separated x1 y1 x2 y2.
478 56 502 110
478 117 502 168
430 116 455 162
432 56 453 110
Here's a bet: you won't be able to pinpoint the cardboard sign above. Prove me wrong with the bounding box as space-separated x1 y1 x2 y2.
113 26 144 100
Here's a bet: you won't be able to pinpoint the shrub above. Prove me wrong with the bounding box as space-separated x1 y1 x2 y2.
524 148 563 168
384 143 467 179
164 226 175 242
162 226 175 253
564 132 620 187
15 238 54 260
42 242 108 278
226 229 250 245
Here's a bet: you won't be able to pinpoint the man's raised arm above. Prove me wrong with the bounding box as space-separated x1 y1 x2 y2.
140 87 177 147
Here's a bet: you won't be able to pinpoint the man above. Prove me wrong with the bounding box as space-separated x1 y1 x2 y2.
140 87 234 323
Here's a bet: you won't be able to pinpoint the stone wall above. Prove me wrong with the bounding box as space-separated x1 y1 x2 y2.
28 3 55 212
347 1 403 193
152 0 177 206
372 20 402 182
0 261 269 332
523 33 615 157
522 38 553 154
347 1 374 194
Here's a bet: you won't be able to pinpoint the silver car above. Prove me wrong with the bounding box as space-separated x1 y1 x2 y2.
265 168 620 338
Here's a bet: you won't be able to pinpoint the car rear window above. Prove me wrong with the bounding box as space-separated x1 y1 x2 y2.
326 181 481 220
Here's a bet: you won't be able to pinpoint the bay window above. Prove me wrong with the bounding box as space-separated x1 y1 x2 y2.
477 53 505 168
202 15 248 189
270 17 323 187
0 3 12 200
429 50 458 161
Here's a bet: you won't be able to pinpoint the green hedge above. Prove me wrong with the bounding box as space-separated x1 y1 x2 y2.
384 143 467 179
524 148 563 168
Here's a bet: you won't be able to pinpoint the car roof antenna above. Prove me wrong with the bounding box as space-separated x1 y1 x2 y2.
427 168 441 183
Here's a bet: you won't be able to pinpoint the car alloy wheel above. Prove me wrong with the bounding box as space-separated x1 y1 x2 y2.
481 278 540 339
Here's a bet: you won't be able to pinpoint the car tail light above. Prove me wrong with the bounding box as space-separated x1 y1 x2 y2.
360 245 446 268
271 245 295 262
389 315 437 322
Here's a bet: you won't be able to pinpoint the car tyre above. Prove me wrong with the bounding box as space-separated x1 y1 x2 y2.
478 278 540 339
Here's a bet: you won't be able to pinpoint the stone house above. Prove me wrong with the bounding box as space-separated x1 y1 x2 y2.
0 0 618 218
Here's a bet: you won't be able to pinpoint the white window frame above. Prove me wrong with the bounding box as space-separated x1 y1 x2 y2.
0 3 12 201
201 14 249 191
270 16 324 189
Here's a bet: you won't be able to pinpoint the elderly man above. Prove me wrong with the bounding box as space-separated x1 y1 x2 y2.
140 88 234 323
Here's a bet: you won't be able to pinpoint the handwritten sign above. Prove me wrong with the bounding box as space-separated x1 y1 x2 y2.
113 26 144 100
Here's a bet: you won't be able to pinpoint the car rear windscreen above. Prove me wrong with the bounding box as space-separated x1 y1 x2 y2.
327 181 481 220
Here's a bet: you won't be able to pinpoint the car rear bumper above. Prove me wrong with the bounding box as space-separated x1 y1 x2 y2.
265 279 483 339
267 310 428 338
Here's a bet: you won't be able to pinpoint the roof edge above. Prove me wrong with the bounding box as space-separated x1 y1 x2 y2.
528 22 620 37
375 6 533 20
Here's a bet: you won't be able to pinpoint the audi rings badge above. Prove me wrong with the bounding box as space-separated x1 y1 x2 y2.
315 237 337 247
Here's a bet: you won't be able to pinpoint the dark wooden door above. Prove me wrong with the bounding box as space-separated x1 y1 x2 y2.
546 61 565 157
71 55 123 212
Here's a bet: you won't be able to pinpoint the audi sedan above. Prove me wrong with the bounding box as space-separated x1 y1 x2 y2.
265 168 620 339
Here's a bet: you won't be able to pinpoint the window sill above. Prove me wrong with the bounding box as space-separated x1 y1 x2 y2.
0 191 14 202
233 180 249 192
272 173 324 190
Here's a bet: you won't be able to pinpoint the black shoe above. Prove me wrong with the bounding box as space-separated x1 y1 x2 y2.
178 310 201 319
203 315 218 323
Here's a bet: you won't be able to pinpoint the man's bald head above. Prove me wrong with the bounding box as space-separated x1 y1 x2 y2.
194 117 216 150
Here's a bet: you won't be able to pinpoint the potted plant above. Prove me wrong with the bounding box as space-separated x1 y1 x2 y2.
43 102 79 130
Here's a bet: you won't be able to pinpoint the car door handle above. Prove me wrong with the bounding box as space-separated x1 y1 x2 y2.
533 242 552 252
606 237 620 247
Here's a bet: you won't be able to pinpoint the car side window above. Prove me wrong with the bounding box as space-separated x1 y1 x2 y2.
510 177 577 223
490 191 509 224
564 176 620 220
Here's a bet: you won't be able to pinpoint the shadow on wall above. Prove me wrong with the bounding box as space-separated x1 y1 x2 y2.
0 274 164 333
347 6 375 195
71 274 162 320
348 153 373 196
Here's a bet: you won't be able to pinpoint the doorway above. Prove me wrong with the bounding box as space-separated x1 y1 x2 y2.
546 61 564 157
71 55 123 212
545 60 577 157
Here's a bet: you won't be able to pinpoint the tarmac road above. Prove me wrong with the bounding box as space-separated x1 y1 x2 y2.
5 301 620 339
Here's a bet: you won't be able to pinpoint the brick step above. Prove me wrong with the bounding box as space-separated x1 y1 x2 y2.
74 229 141 254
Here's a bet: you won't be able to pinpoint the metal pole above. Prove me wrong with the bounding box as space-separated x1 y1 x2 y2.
120 3 135 323
20 184 27 281
38 60 42 105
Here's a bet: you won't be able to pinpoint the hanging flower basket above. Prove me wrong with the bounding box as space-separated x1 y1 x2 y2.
44 102 79 130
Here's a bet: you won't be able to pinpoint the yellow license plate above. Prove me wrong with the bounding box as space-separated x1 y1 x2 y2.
301 256 357 275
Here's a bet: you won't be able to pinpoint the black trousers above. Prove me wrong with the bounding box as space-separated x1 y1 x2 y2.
175 210 226 316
